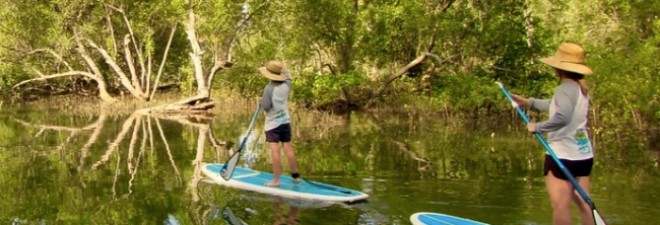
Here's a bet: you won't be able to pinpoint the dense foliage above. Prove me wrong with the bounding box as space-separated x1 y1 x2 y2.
0 0 658 151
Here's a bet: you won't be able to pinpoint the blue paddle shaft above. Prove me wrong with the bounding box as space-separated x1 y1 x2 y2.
495 82 595 207
221 104 262 179
237 104 262 152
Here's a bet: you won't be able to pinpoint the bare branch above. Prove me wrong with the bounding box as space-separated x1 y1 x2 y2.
184 8 208 97
426 53 459 68
27 48 74 71
151 23 178 100
79 113 108 172
104 6 118 56
92 113 139 170
206 61 225 90
145 54 151 95
13 71 99 88
126 115 142 172
189 125 209 203
73 32 117 102
155 118 182 184
75 31 104 76
123 34 140 88
13 118 98 132
107 4 146 79
87 39 146 100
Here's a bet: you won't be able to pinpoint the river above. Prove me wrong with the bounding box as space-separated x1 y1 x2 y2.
0 104 657 224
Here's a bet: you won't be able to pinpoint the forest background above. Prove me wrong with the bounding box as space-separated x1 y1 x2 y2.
0 0 658 156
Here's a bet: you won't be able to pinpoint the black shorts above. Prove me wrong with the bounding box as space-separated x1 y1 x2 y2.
543 154 593 180
265 123 291 143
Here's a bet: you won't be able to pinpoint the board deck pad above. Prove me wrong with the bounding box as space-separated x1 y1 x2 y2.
203 163 369 203
410 212 490 225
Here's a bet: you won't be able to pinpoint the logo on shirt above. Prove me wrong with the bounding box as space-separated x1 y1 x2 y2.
275 110 289 122
575 128 592 154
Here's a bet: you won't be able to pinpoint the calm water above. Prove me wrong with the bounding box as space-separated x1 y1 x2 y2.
0 105 657 225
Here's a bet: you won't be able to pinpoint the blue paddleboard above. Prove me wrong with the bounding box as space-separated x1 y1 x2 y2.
410 212 490 225
203 163 369 203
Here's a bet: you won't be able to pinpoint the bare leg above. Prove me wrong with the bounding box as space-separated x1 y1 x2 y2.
283 142 298 175
287 206 299 224
545 172 574 225
572 176 594 225
272 197 282 225
266 142 282 186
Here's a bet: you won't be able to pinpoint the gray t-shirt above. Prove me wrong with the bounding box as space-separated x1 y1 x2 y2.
529 79 593 160
259 71 291 131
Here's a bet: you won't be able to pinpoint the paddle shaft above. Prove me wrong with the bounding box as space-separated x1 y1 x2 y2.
237 104 262 154
221 104 262 180
495 82 596 208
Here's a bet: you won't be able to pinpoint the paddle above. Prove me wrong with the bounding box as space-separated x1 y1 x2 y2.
495 82 607 225
220 104 262 181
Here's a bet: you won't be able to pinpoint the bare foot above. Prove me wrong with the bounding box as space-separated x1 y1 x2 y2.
265 180 280 187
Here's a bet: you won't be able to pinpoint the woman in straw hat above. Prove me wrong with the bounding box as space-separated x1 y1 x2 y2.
510 43 596 225
258 61 300 187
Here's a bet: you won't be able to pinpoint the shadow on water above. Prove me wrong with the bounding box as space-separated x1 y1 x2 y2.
0 106 658 224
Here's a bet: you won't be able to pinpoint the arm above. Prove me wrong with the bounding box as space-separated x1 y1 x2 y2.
259 84 274 112
530 98 551 112
535 84 579 132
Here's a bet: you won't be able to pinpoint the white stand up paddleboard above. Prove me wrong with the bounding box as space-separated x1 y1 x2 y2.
203 163 369 203
410 212 490 225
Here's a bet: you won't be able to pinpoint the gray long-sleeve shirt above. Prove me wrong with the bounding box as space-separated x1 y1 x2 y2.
529 79 593 160
259 71 291 131
530 80 580 132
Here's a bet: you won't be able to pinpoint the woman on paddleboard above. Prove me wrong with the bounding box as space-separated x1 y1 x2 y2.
510 43 596 225
258 60 301 187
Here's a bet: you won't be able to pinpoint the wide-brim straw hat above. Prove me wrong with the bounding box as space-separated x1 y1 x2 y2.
258 61 287 81
539 43 593 75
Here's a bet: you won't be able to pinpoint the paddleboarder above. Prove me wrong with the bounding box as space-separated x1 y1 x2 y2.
508 43 597 225
258 60 301 187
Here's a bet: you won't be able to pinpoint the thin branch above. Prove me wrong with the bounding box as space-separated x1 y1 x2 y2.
155 118 183 185
74 33 117 102
79 113 107 172
104 6 118 56
147 116 155 157
126 115 142 172
88 39 146 100
145 54 151 96
27 48 74 71
112 151 122 198
74 32 104 77
106 4 146 80
13 70 99 88
123 34 140 88
426 53 460 69
151 23 177 100
92 113 139 170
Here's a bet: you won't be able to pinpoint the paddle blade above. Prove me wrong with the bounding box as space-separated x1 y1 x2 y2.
594 209 607 225
220 151 241 180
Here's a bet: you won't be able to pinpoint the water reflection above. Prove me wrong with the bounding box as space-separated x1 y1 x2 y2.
0 107 658 224
271 197 299 225
222 207 246 225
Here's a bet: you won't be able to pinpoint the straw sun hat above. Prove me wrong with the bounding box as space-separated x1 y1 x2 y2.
539 43 593 75
258 61 287 81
